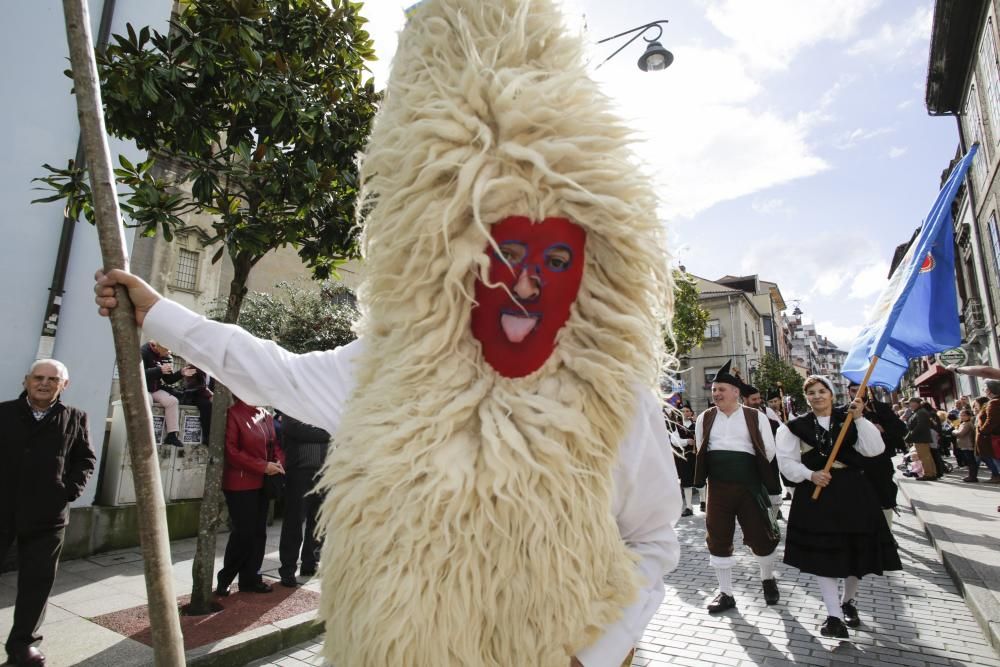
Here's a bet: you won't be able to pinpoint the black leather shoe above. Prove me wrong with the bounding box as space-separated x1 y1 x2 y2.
299 564 317 576
700 501 706 512
241 581 273 594
8 646 46 666
820 615 849 638
163 432 183 447
707 593 736 614
215 574 232 597
841 600 861 627
280 576 299 588
762 578 780 605
680 507 693 517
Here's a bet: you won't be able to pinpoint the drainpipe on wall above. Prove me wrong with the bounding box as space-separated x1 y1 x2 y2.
36 0 117 360
728 295 738 362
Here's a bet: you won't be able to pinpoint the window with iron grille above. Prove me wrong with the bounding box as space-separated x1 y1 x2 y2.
174 249 199 291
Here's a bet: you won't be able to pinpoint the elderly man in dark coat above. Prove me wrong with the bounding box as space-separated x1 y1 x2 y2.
0 359 96 666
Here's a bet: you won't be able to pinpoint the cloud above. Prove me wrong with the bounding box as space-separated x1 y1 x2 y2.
888 146 908 159
752 197 791 215
897 99 915 111
703 0 879 71
813 320 863 350
597 45 828 218
832 126 894 150
847 5 933 62
849 261 890 298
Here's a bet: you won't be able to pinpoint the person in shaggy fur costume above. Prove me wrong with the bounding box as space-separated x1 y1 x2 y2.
94 0 682 664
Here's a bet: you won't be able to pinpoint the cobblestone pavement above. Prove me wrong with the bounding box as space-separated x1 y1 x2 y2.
249 495 1000 667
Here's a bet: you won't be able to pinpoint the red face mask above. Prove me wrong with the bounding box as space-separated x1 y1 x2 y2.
471 216 586 378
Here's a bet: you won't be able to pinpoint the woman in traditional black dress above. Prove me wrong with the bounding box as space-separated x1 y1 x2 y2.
776 376 901 639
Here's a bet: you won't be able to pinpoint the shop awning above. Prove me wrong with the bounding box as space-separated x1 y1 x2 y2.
913 363 951 386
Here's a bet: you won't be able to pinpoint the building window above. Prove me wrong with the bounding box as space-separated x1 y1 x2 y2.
745 322 751 345
988 213 1000 274
980 18 1000 143
174 248 199 291
704 367 719 389
704 319 721 340
967 79 990 187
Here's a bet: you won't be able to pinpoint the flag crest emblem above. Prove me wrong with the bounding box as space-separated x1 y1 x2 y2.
920 253 935 273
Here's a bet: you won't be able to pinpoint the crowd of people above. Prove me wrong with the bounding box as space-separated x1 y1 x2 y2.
887 386 1000 483
667 366 905 639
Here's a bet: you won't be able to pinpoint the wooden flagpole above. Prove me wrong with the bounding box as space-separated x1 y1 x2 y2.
60 1 186 663
811 356 880 501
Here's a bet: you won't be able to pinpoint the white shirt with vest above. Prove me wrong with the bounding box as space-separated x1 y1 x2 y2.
694 406 777 461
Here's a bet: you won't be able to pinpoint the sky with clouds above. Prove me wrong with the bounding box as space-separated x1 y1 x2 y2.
359 0 959 349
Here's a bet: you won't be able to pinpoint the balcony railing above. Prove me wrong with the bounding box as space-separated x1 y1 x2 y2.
964 297 986 332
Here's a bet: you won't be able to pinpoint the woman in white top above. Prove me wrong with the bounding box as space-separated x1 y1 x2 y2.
776 376 901 639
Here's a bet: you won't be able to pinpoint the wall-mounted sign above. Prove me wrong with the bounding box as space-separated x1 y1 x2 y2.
938 347 968 367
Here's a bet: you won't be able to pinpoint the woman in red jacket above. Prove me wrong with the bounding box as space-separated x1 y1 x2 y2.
215 398 285 595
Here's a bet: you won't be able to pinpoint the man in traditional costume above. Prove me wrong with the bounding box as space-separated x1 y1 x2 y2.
694 361 781 613
95 1 682 664
767 392 785 421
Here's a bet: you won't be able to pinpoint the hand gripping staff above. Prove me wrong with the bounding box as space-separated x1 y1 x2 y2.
811 357 879 501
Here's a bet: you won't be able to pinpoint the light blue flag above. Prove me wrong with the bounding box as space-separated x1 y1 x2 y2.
842 144 979 389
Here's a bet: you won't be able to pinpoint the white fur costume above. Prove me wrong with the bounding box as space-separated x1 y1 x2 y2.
143 0 679 665
315 1 673 664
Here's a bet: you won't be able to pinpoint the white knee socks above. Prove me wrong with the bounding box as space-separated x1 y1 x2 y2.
757 551 777 580
816 576 843 618
842 576 859 604
715 567 734 595
683 487 693 509
883 508 894 530
710 555 736 595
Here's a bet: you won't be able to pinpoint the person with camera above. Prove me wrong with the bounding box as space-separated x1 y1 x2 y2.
140 340 183 447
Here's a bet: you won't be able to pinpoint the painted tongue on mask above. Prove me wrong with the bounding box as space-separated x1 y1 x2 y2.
501 313 538 343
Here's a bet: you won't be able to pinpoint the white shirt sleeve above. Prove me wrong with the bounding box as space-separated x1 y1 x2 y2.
776 424 813 484
576 388 682 667
853 417 885 457
756 410 776 461
694 412 705 452
142 298 361 435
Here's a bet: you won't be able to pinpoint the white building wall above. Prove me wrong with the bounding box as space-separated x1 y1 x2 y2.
1 1 172 507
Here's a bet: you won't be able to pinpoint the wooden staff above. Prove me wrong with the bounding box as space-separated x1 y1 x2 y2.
61 1 185 663
811 356 880 500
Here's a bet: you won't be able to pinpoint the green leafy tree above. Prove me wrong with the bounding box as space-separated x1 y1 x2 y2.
233 281 359 352
35 0 378 614
754 353 806 414
670 270 710 357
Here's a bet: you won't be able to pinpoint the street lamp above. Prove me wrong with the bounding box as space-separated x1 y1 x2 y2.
596 20 673 71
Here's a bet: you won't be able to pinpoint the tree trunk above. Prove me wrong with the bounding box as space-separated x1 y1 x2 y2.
60 1 186 663
187 255 254 614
